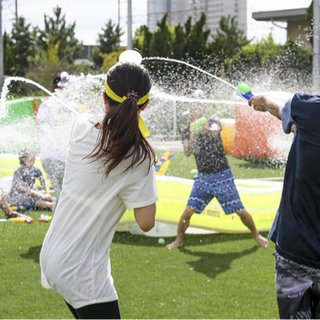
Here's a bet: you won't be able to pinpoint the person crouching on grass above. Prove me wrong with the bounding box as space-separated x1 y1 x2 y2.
166 90 269 249
40 61 158 319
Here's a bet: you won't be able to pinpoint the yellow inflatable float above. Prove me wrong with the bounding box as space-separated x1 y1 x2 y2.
119 175 282 234
1 154 281 233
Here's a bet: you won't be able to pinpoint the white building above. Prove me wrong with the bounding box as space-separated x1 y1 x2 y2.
147 0 248 38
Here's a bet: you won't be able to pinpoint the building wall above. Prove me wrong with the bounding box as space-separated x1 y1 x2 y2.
148 0 247 39
287 21 311 49
147 0 172 31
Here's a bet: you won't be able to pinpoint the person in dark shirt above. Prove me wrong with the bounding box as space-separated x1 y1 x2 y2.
166 91 269 249
249 93 320 319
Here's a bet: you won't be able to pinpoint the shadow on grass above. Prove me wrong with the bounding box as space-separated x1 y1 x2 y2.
178 245 259 279
20 245 41 263
112 231 268 247
236 158 286 170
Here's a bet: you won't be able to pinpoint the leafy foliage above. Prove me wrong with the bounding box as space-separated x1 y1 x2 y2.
150 14 173 57
35 6 83 64
184 13 211 60
92 20 124 68
225 34 312 89
209 15 251 64
3 32 15 76
5 17 36 76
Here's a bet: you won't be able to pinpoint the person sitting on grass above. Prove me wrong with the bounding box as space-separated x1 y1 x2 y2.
0 184 18 218
166 89 269 249
7 148 55 210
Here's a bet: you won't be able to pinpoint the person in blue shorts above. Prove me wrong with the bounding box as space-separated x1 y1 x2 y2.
249 93 320 319
166 90 269 249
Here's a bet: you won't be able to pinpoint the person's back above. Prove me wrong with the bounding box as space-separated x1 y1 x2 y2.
41 112 157 308
40 60 158 318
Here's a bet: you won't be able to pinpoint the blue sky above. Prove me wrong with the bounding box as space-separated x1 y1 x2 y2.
2 0 311 46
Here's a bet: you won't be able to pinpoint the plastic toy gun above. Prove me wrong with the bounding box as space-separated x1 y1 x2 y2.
10 212 34 223
10 205 35 211
39 214 52 222
190 117 208 136
236 83 267 111
155 150 175 176
236 83 254 100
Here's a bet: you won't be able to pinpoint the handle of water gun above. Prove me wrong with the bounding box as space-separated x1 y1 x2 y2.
237 90 268 112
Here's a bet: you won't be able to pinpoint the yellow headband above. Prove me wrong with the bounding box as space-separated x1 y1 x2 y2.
105 80 150 138
105 81 149 106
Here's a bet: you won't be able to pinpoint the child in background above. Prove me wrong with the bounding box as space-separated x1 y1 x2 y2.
40 61 158 319
166 90 269 249
7 148 54 210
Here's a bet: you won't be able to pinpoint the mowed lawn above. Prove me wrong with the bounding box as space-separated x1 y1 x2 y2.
0 153 284 319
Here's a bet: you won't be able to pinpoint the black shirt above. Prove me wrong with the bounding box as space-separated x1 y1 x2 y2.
181 116 230 174
272 93 320 269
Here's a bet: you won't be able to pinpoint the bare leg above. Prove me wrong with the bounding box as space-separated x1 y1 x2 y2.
236 209 269 247
35 200 54 210
166 206 196 249
0 187 17 218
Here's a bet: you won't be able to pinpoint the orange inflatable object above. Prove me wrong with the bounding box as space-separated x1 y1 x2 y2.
232 101 284 159
221 119 235 154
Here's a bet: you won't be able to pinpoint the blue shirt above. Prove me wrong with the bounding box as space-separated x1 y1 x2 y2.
269 93 320 269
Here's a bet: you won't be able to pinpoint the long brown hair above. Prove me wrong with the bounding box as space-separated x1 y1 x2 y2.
88 62 155 178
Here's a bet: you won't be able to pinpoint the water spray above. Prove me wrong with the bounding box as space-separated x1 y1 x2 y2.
143 57 238 91
0 77 81 119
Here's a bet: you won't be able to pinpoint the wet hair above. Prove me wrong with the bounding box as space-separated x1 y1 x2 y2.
89 62 155 178
19 148 35 165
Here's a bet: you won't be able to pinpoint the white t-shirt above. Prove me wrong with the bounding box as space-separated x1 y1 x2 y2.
40 113 158 309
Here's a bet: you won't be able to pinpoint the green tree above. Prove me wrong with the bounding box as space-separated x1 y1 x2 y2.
100 47 126 73
35 6 83 64
6 17 36 76
150 14 173 57
92 20 123 67
226 35 311 89
209 15 251 63
172 24 186 59
3 32 15 75
184 13 210 60
133 25 153 57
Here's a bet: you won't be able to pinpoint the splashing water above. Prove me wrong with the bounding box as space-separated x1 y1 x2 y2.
143 57 238 91
0 77 81 120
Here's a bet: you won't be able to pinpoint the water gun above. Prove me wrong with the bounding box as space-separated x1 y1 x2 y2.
190 117 208 136
9 212 34 223
39 214 52 222
9 217 34 223
10 205 35 211
236 83 254 100
155 150 175 176
236 83 267 111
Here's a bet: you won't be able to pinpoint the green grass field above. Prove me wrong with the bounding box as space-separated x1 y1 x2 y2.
0 153 284 319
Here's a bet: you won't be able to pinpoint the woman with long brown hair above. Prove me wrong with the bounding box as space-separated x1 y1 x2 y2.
40 61 158 319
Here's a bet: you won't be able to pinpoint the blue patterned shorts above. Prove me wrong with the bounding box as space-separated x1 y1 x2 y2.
187 168 244 214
